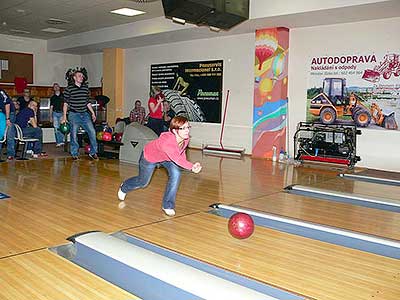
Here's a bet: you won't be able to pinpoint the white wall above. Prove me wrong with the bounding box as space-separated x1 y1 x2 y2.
251 0 389 18
0 34 82 143
288 17 400 171
124 33 255 152
0 34 81 86
81 53 103 87
51 17 400 171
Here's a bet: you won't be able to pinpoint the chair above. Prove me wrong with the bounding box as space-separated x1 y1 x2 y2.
14 124 39 160
0 126 7 162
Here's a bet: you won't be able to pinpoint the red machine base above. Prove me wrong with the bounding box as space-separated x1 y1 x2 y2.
299 155 350 166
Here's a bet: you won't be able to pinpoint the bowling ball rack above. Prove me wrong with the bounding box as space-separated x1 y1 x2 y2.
97 140 123 159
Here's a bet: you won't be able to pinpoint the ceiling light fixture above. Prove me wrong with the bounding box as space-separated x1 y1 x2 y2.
10 29 30 34
46 18 70 25
172 17 186 25
41 28 66 33
128 0 159 2
110 8 146 17
209 26 221 32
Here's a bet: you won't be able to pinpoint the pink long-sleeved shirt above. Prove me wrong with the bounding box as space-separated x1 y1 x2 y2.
143 131 193 170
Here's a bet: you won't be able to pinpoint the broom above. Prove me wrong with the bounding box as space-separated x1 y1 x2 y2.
202 90 245 158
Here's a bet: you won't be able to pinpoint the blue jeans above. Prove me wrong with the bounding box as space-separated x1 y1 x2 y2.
121 153 182 209
68 112 97 156
22 127 43 154
52 111 64 144
6 112 16 157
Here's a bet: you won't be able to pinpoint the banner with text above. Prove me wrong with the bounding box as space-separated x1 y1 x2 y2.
307 52 400 130
151 60 223 123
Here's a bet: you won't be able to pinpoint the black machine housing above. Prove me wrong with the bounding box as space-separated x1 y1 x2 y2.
294 122 361 167
162 0 249 30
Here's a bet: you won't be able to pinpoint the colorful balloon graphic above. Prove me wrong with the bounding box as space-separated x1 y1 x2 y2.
255 47 275 70
259 78 274 98
255 28 278 70
272 51 286 80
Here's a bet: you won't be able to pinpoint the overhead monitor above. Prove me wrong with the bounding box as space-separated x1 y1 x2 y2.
162 0 249 30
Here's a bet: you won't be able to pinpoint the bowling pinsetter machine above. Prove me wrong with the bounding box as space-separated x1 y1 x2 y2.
294 122 361 168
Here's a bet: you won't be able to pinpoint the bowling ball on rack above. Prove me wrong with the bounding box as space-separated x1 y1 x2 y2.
102 132 112 142
228 212 254 239
99 122 112 133
59 123 70 135
114 132 123 143
84 144 91 154
96 131 104 140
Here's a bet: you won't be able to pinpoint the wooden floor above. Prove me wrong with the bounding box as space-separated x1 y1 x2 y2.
0 149 399 300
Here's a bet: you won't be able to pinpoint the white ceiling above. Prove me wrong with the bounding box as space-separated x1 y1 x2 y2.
0 0 164 39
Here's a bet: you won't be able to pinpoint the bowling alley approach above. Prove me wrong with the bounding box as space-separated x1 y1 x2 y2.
1 1 400 300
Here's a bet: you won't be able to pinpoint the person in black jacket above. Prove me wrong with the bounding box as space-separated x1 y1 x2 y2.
50 83 65 147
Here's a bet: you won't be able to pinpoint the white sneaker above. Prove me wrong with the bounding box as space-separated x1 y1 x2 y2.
162 208 176 216
118 188 126 201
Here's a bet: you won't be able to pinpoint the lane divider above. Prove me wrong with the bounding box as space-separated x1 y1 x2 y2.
285 184 400 212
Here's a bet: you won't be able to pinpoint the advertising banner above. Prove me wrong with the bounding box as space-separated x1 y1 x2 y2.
151 60 223 123
307 52 400 130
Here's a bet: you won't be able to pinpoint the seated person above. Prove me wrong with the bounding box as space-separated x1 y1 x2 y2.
17 88 34 110
15 101 45 158
12 98 20 115
162 101 176 132
0 112 5 141
129 99 146 124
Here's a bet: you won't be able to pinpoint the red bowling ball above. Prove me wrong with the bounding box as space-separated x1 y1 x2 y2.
228 212 254 239
84 144 91 154
114 132 123 142
102 132 112 141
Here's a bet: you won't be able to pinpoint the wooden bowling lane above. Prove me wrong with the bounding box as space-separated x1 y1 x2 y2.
0 250 139 300
186 150 341 199
310 176 400 203
0 158 182 257
126 212 400 300
235 192 400 240
0 152 339 258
